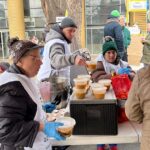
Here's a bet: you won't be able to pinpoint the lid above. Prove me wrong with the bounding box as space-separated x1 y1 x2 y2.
55 117 76 128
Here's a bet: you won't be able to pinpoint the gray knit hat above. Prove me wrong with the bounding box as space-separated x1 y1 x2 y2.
60 17 77 29
8 37 43 63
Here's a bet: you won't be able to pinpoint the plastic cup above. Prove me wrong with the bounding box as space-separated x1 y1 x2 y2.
92 87 107 99
56 117 76 137
91 83 104 89
98 79 111 91
73 78 88 89
77 75 91 80
86 61 97 71
73 87 86 99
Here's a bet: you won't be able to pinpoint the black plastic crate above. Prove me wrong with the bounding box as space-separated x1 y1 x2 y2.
70 100 118 135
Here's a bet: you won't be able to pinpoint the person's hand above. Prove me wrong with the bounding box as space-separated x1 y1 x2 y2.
43 122 65 140
75 55 87 66
42 102 56 113
118 67 131 75
141 38 146 44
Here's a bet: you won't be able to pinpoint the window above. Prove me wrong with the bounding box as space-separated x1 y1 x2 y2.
85 0 125 54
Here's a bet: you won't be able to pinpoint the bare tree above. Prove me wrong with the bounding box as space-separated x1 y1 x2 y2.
40 0 82 50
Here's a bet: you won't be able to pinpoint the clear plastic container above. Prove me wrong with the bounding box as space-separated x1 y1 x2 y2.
77 74 91 80
56 117 76 137
73 87 86 99
86 61 97 71
91 83 104 89
73 78 88 89
98 79 111 91
92 87 107 99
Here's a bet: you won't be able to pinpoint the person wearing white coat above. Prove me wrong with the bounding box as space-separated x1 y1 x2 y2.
0 37 64 150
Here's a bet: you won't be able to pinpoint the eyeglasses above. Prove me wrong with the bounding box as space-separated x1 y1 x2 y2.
26 54 42 62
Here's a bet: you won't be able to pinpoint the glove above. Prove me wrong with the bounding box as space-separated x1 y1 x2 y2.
42 102 56 113
43 122 65 140
118 68 131 75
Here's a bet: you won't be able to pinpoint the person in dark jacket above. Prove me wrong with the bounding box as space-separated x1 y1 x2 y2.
104 10 125 60
0 37 64 150
119 15 131 62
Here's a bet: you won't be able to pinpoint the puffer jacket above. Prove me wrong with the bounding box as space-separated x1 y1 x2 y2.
0 64 39 149
125 65 150 150
104 18 124 53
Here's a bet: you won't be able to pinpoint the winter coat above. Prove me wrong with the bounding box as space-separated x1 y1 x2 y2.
125 65 150 150
0 64 39 149
104 18 124 53
141 33 150 65
122 27 131 49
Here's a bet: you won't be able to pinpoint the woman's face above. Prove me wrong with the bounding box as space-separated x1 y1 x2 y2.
104 50 117 63
18 48 42 77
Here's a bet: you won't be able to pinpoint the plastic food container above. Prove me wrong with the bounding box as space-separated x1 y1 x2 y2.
98 79 111 91
73 78 88 89
91 83 104 89
56 117 76 137
73 87 86 99
77 75 91 80
86 61 97 71
92 87 107 99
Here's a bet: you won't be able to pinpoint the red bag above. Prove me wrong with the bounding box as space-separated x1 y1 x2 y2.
111 74 131 100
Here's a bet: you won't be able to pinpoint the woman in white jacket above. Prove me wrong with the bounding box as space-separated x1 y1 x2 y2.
0 37 64 150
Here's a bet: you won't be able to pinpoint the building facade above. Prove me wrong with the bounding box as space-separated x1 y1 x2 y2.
0 0 46 59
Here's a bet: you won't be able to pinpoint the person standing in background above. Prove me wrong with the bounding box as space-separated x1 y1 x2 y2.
104 10 125 60
119 15 131 62
140 24 150 66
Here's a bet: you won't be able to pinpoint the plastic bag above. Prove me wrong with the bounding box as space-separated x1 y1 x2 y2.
111 74 131 100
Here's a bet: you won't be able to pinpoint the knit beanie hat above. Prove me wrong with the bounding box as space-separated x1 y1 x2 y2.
0 62 10 71
8 37 43 64
60 17 77 29
110 10 120 18
102 41 118 55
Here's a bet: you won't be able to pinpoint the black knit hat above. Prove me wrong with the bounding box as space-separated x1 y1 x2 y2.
8 37 43 63
60 17 77 29
102 41 118 55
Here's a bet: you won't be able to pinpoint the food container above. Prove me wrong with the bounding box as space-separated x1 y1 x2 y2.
56 117 76 137
91 83 104 89
73 78 88 89
98 79 111 91
86 61 97 71
92 87 107 99
73 87 86 99
77 74 91 80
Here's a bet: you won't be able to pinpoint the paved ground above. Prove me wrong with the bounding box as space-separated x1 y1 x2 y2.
67 144 140 150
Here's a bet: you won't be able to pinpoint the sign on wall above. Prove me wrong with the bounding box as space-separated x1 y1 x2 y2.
129 1 146 10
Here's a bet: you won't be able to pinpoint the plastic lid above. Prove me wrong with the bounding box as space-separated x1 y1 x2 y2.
56 117 76 128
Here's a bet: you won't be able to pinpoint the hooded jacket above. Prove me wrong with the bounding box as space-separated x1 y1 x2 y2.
45 24 77 69
0 64 39 149
37 24 78 81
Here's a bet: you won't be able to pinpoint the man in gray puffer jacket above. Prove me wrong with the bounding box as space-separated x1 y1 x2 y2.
37 17 86 81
